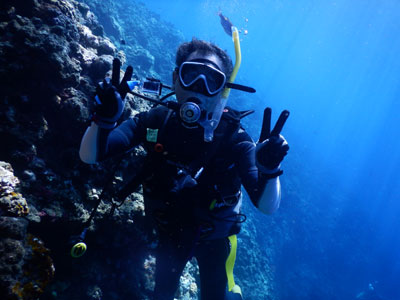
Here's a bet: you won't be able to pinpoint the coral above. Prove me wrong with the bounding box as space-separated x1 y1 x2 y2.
0 217 28 240
143 254 156 292
80 0 184 81
0 162 29 217
0 163 54 300
178 260 199 300
9 234 55 300
86 285 102 300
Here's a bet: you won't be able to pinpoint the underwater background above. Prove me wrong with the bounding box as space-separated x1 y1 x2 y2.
0 0 399 299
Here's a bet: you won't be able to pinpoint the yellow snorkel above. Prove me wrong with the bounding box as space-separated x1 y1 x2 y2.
201 26 243 142
222 26 241 99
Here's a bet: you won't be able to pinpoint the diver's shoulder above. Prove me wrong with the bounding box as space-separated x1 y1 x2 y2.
232 126 253 144
221 106 254 143
221 106 254 123
147 105 170 116
221 106 242 123
137 105 171 126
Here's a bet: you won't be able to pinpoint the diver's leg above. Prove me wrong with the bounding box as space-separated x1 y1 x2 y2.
195 237 231 300
225 286 243 300
224 235 243 300
153 234 190 300
196 235 243 300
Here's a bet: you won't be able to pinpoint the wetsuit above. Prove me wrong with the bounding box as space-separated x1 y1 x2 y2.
80 105 281 300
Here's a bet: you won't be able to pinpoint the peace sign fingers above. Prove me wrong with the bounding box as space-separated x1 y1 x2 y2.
259 107 290 143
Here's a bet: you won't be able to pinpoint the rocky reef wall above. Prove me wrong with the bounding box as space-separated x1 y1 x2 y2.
0 0 178 299
79 0 184 82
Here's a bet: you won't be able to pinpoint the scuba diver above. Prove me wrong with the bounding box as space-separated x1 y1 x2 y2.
79 37 289 299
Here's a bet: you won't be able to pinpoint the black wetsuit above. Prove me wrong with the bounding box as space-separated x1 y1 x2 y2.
95 105 266 300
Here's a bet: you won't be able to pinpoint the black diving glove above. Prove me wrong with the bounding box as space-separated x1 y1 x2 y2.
256 108 290 178
93 58 133 129
255 134 289 177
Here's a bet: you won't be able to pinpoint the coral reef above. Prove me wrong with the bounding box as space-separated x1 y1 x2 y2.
79 0 184 82
235 209 276 300
178 260 199 300
0 162 55 300
0 0 155 299
0 162 29 217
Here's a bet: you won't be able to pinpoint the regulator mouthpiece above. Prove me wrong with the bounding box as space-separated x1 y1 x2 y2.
180 101 201 123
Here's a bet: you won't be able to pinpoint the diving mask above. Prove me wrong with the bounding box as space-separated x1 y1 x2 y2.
178 61 227 97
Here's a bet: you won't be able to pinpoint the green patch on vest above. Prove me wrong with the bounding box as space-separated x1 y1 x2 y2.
146 128 158 143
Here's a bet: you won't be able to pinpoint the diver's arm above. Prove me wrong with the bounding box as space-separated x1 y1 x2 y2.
255 169 281 214
79 117 145 164
80 58 138 164
234 138 281 215
79 121 102 164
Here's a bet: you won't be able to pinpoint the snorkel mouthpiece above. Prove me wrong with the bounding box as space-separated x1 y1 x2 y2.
201 96 227 142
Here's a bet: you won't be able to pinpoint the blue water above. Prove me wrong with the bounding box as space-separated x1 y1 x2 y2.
143 1 400 299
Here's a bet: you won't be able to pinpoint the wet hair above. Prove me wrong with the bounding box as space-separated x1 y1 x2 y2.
175 38 233 77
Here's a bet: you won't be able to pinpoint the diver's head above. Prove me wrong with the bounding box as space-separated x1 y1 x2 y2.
175 39 233 80
172 39 233 141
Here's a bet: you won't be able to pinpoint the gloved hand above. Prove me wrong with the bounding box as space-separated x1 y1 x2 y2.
256 134 289 175
93 58 133 129
256 108 290 177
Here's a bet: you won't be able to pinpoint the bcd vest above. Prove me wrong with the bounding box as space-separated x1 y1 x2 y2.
139 105 252 240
